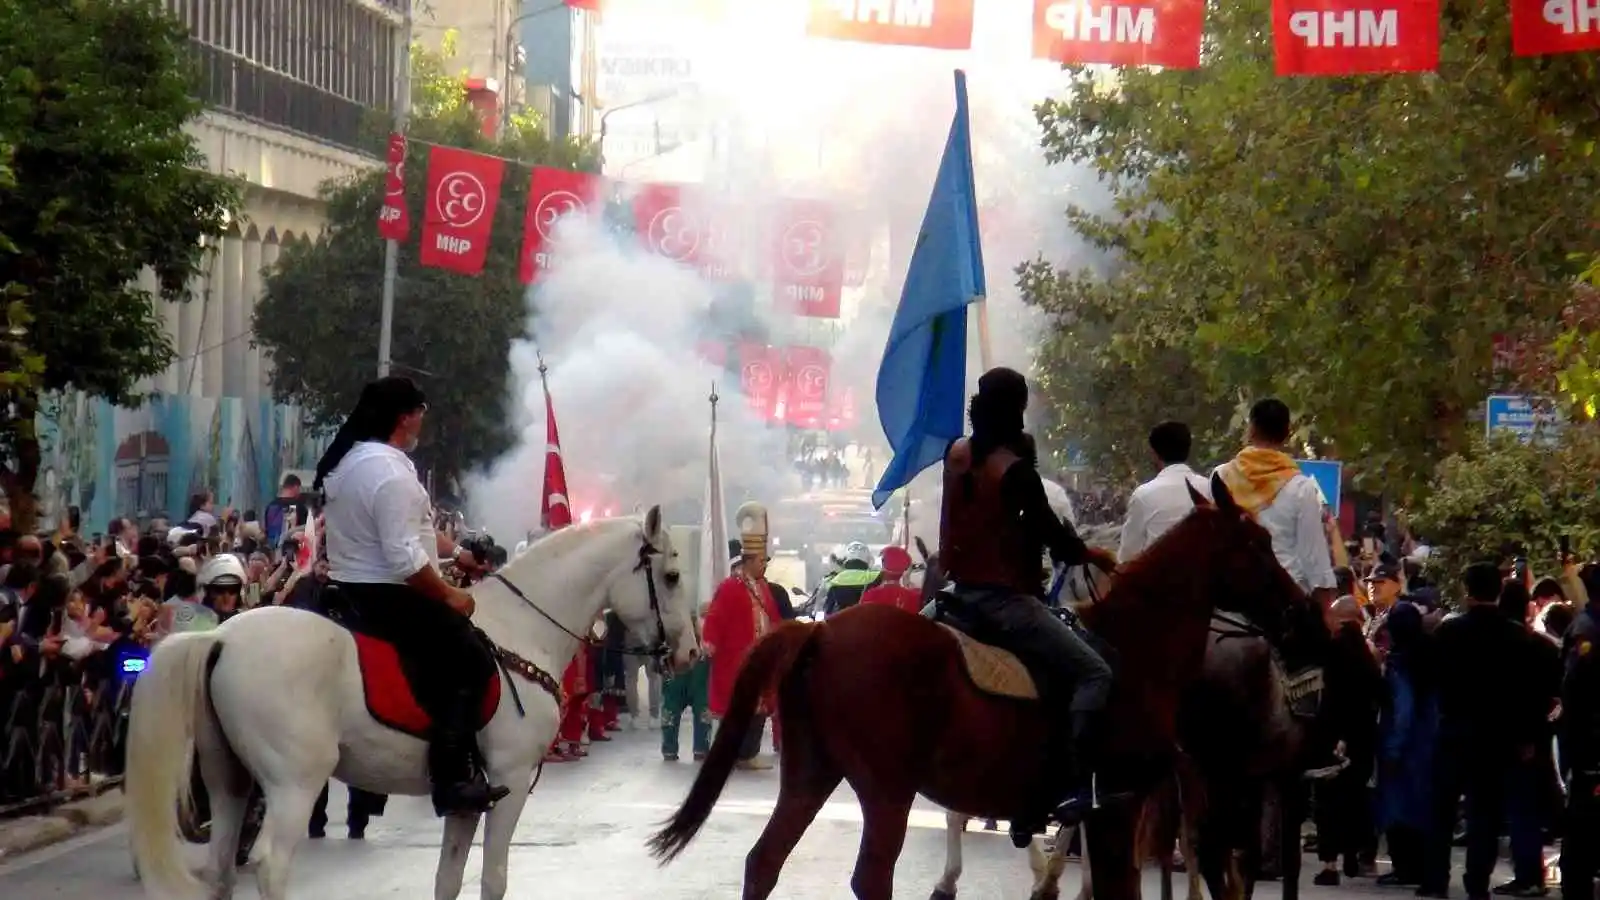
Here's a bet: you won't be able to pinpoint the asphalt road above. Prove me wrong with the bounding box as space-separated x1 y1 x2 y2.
0 726 1511 898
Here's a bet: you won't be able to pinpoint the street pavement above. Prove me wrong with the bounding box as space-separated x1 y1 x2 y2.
0 725 1516 899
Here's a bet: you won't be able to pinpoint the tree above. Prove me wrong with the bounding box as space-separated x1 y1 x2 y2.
253 35 598 491
1411 426 1600 590
0 0 240 529
1023 0 1599 495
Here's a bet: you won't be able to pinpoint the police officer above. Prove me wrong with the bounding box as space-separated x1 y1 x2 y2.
939 367 1118 847
1563 579 1600 900
313 376 508 816
821 541 878 616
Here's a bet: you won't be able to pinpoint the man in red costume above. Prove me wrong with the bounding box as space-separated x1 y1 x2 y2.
548 644 590 762
703 501 782 770
860 545 923 614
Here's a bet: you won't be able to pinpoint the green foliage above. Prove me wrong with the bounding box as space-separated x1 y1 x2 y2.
1411 426 1600 589
254 37 599 489
1023 0 1599 494
0 0 240 526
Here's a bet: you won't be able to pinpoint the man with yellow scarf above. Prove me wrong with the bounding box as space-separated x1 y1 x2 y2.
1215 399 1338 609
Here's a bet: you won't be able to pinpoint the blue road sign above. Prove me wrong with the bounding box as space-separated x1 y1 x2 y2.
1486 394 1562 443
1297 459 1343 513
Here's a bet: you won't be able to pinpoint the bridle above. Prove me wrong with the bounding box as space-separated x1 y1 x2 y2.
489 534 674 666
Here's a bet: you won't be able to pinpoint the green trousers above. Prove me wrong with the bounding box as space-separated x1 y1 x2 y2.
661 658 712 758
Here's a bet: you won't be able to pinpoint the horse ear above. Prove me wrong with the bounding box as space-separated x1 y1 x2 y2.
914 536 931 562
643 504 663 542
1210 472 1241 516
1187 480 1211 508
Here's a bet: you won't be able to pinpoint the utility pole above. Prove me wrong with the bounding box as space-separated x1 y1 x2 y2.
377 0 414 379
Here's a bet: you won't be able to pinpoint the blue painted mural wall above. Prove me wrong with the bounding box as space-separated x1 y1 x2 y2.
31 391 330 530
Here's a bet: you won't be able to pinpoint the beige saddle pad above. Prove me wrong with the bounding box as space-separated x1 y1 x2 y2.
939 624 1039 700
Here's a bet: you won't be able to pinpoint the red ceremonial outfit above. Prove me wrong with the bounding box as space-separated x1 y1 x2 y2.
702 573 782 718
552 644 591 759
860 580 924 615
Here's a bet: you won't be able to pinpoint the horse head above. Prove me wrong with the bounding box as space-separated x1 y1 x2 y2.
625 504 699 673
1182 472 1312 651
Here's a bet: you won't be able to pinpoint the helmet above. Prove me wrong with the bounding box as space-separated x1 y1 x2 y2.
842 541 872 567
197 554 247 591
879 546 912 578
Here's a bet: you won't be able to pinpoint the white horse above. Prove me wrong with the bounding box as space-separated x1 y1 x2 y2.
126 507 698 900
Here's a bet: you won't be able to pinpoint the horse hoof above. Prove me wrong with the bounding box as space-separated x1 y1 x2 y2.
930 890 957 900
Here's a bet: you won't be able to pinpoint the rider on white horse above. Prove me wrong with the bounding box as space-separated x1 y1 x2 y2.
311 375 510 816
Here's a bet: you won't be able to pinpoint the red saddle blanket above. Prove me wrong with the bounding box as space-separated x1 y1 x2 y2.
353 634 501 739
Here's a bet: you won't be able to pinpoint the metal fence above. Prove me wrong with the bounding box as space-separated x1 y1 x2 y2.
0 654 128 818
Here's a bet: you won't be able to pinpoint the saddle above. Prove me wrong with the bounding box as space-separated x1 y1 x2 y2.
928 590 1101 701
316 586 502 740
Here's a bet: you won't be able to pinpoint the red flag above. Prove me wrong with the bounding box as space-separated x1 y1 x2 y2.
771 199 845 319
377 133 410 241
521 167 604 284
296 514 320 574
783 346 831 429
826 386 859 432
806 0 975 50
1512 0 1600 55
1272 0 1439 75
1031 0 1206 68
738 343 782 421
419 146 505 275
634 184 705 267
541 383 573 531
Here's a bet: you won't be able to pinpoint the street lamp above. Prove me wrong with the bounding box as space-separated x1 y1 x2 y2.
598 86 695 172
501 0 578 134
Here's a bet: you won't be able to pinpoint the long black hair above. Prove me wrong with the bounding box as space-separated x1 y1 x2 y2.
313 376 427 491
967 366 1036 469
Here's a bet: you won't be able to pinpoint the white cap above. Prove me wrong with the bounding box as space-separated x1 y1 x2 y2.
167 525 197 547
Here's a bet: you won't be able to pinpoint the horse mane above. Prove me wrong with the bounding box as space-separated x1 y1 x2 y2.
1082 506 1224 631
501 516 641 575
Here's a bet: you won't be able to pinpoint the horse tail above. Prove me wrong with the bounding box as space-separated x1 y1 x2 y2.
126 631 225 900
647 621 819 863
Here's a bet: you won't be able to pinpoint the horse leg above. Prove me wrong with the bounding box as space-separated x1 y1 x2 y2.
932 813 967 900
1031 823 1075 900
743 745 843 900
194 719 252 899
1075 824 1092 900
477 766 535 900
1086 802 1144 900
252 782 321 900
430 813 480 900
849 793 916 900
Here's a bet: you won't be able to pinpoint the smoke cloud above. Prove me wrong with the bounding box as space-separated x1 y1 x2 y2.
466 2 1110 541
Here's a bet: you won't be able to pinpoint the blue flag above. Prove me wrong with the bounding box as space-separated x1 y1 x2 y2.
872 70 986 509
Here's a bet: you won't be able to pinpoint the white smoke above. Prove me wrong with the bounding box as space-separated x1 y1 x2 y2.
466 2 1111 540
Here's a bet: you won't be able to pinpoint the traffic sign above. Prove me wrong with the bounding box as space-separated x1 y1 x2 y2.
1485 394 1562 444
1296 459 1342 513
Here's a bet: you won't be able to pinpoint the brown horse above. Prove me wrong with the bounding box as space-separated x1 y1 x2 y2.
648 478 1306 899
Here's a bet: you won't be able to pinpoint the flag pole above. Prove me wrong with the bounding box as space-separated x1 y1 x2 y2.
974 299 993 372
377 0 414 378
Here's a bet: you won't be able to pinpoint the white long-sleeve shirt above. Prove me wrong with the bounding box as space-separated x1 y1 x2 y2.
323 441 437 584
1214 463 1336 593
1118 463 1210 561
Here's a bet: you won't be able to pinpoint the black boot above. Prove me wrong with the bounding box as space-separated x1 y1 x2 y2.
1051 709 1130 829
428 692 511 816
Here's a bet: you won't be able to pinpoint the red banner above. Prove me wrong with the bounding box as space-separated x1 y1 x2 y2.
1512 0 1600 55
825 385 859 432
771 199 845 319
783 346 832 429
841 215 872 287
1272 0 1440 75
521 167 604 284
1032 1 1206 68
806 0 975 50
738 343 782 421
418 147 505 275
634 184 705 267
377 133 410 241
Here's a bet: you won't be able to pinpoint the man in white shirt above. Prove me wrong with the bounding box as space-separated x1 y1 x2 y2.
1119 421 1211 561
314 376 508 816
1214 399 1338 606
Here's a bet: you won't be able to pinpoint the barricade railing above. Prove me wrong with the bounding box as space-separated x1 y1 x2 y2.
0 654 128 818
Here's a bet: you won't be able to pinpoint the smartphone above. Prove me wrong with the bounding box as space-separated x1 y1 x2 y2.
67 505 81 532
1514 557 1528 580
1561 534 1572 559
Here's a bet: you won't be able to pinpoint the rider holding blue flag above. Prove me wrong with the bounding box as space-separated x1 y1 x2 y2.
314 376 508 817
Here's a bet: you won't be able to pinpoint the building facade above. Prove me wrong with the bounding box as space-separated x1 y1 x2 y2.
34 0 401 528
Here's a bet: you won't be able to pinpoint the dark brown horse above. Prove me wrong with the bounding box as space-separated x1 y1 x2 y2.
648 479 1305 900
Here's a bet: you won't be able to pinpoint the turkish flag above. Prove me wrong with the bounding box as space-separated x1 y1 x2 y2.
771 199 845 319
1031 0 1206 69
738 343 782 421
1272 0 1439 75
633 183 706 267
805 0 975 50
521 167 604 284
1512 0 1600 55
541 383 574 531
783 346 831 429
377 133 409 241
418 146 505 275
